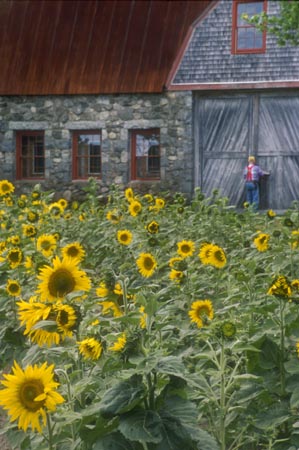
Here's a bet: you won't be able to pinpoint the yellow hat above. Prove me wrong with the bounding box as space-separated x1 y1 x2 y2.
248 156 255 163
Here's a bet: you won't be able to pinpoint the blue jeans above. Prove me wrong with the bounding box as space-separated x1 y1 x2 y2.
245 181 259 210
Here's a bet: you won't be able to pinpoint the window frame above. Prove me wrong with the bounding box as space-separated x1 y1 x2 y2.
72 130 102 180
130 128 161 181
16 130 45 180
232 0 267 54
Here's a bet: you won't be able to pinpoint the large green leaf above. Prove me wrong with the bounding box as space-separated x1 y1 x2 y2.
99 375 145 418
119 409 163 443
153 411 196 450
92 431 141 450
156 356 186 378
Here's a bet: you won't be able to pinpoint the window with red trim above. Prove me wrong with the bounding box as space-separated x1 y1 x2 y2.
232 0 267 54
72 130 101 179
131 129 160 180
16 131 45 179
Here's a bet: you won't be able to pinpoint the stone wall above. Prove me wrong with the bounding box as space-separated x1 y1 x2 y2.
0 91 193 199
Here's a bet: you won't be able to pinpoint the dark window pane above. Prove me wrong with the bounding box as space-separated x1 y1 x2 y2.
19 133 44 178
133 130 160 179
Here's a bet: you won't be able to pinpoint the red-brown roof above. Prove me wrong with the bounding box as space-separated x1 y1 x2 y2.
0 0 215 95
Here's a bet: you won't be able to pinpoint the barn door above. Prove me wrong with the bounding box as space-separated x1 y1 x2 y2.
194 94 251 207
195 92 299 210
257 94 299 210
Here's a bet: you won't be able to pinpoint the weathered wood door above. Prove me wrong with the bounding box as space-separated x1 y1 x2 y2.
194 91 299 210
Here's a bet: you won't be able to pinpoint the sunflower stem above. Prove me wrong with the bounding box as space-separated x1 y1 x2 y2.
46 413 54 450
279 298 286 397
219 337 226 450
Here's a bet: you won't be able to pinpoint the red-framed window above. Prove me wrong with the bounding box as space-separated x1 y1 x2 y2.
16 131 45 180
232 0 267 54
72 130 101 179
131 129 160 180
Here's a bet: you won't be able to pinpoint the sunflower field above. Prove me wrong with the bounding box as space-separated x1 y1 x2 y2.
1 178 299 450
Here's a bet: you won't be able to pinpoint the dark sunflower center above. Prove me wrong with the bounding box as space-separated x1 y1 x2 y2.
67 247 79 257
57 310 69 326
144 257 154 270
181 245 191 253
20 380 45 412
197 306 209 318
120 234 128 242
2 184 10 192
41 240 52 250
49 269 75 297
9 283 19 293
214 250 224 261
9 251 21 262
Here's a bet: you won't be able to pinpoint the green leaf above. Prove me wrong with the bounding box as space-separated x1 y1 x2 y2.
156 356 186 378
80 416 118 445
92 431 140 450
99 375 145 418
154 411 196 450
290 388 299 408
285 359 299 375
119 409 163 443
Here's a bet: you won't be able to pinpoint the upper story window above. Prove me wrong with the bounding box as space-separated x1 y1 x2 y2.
232 1 267 54
131 129 160 180
16 131 45 180
72 130 101 180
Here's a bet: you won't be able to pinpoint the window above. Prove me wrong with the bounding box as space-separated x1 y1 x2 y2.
72 130 101 179
16 131 45 179
232 1 267 54
131 129 160 180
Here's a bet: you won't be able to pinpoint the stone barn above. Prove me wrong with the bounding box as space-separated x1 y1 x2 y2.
1 0 299 210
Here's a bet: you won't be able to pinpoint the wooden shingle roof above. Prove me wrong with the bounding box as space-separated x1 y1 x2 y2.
0 0 215 95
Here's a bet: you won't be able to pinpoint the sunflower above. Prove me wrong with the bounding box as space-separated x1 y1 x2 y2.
6 279 21 297
168 256 183 268
96 282 110 298
99 300 122 317
188 299 214 328
125 187 134 203
22 224 37 237
254 233 270 252
267 275 292 298
0 240 6 254
146 221 159 234
136 252 157 278
37 256 91 302
117 230 133 246
291 230 299 249
209 245 227 269
18 297 52 333
0 180 15 196
108 333 127 352
17 298 63 346
129 200 142 217
7 235 20 246
27 211 39 223
0 361 64 433
155 198 165 209
57 198 68 210
7 247 23 268
62 242 85 261
143 193 154 203
4 196 13 206
54 303 77 335
139 306 147 329
48 202 64 218
267 209 276 219
106 209 122 224
177 240 195 258
296 342 299 358
198 243 214 265
77 337 103 361
169 269 184 283
37 234 57 257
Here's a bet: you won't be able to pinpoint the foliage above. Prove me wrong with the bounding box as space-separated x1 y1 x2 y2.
0 180 299 449
245 0 299 46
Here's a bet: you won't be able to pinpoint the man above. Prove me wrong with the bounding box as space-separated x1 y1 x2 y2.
243 156 268 210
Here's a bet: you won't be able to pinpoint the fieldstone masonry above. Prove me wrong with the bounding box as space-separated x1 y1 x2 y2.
0 91 193 199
